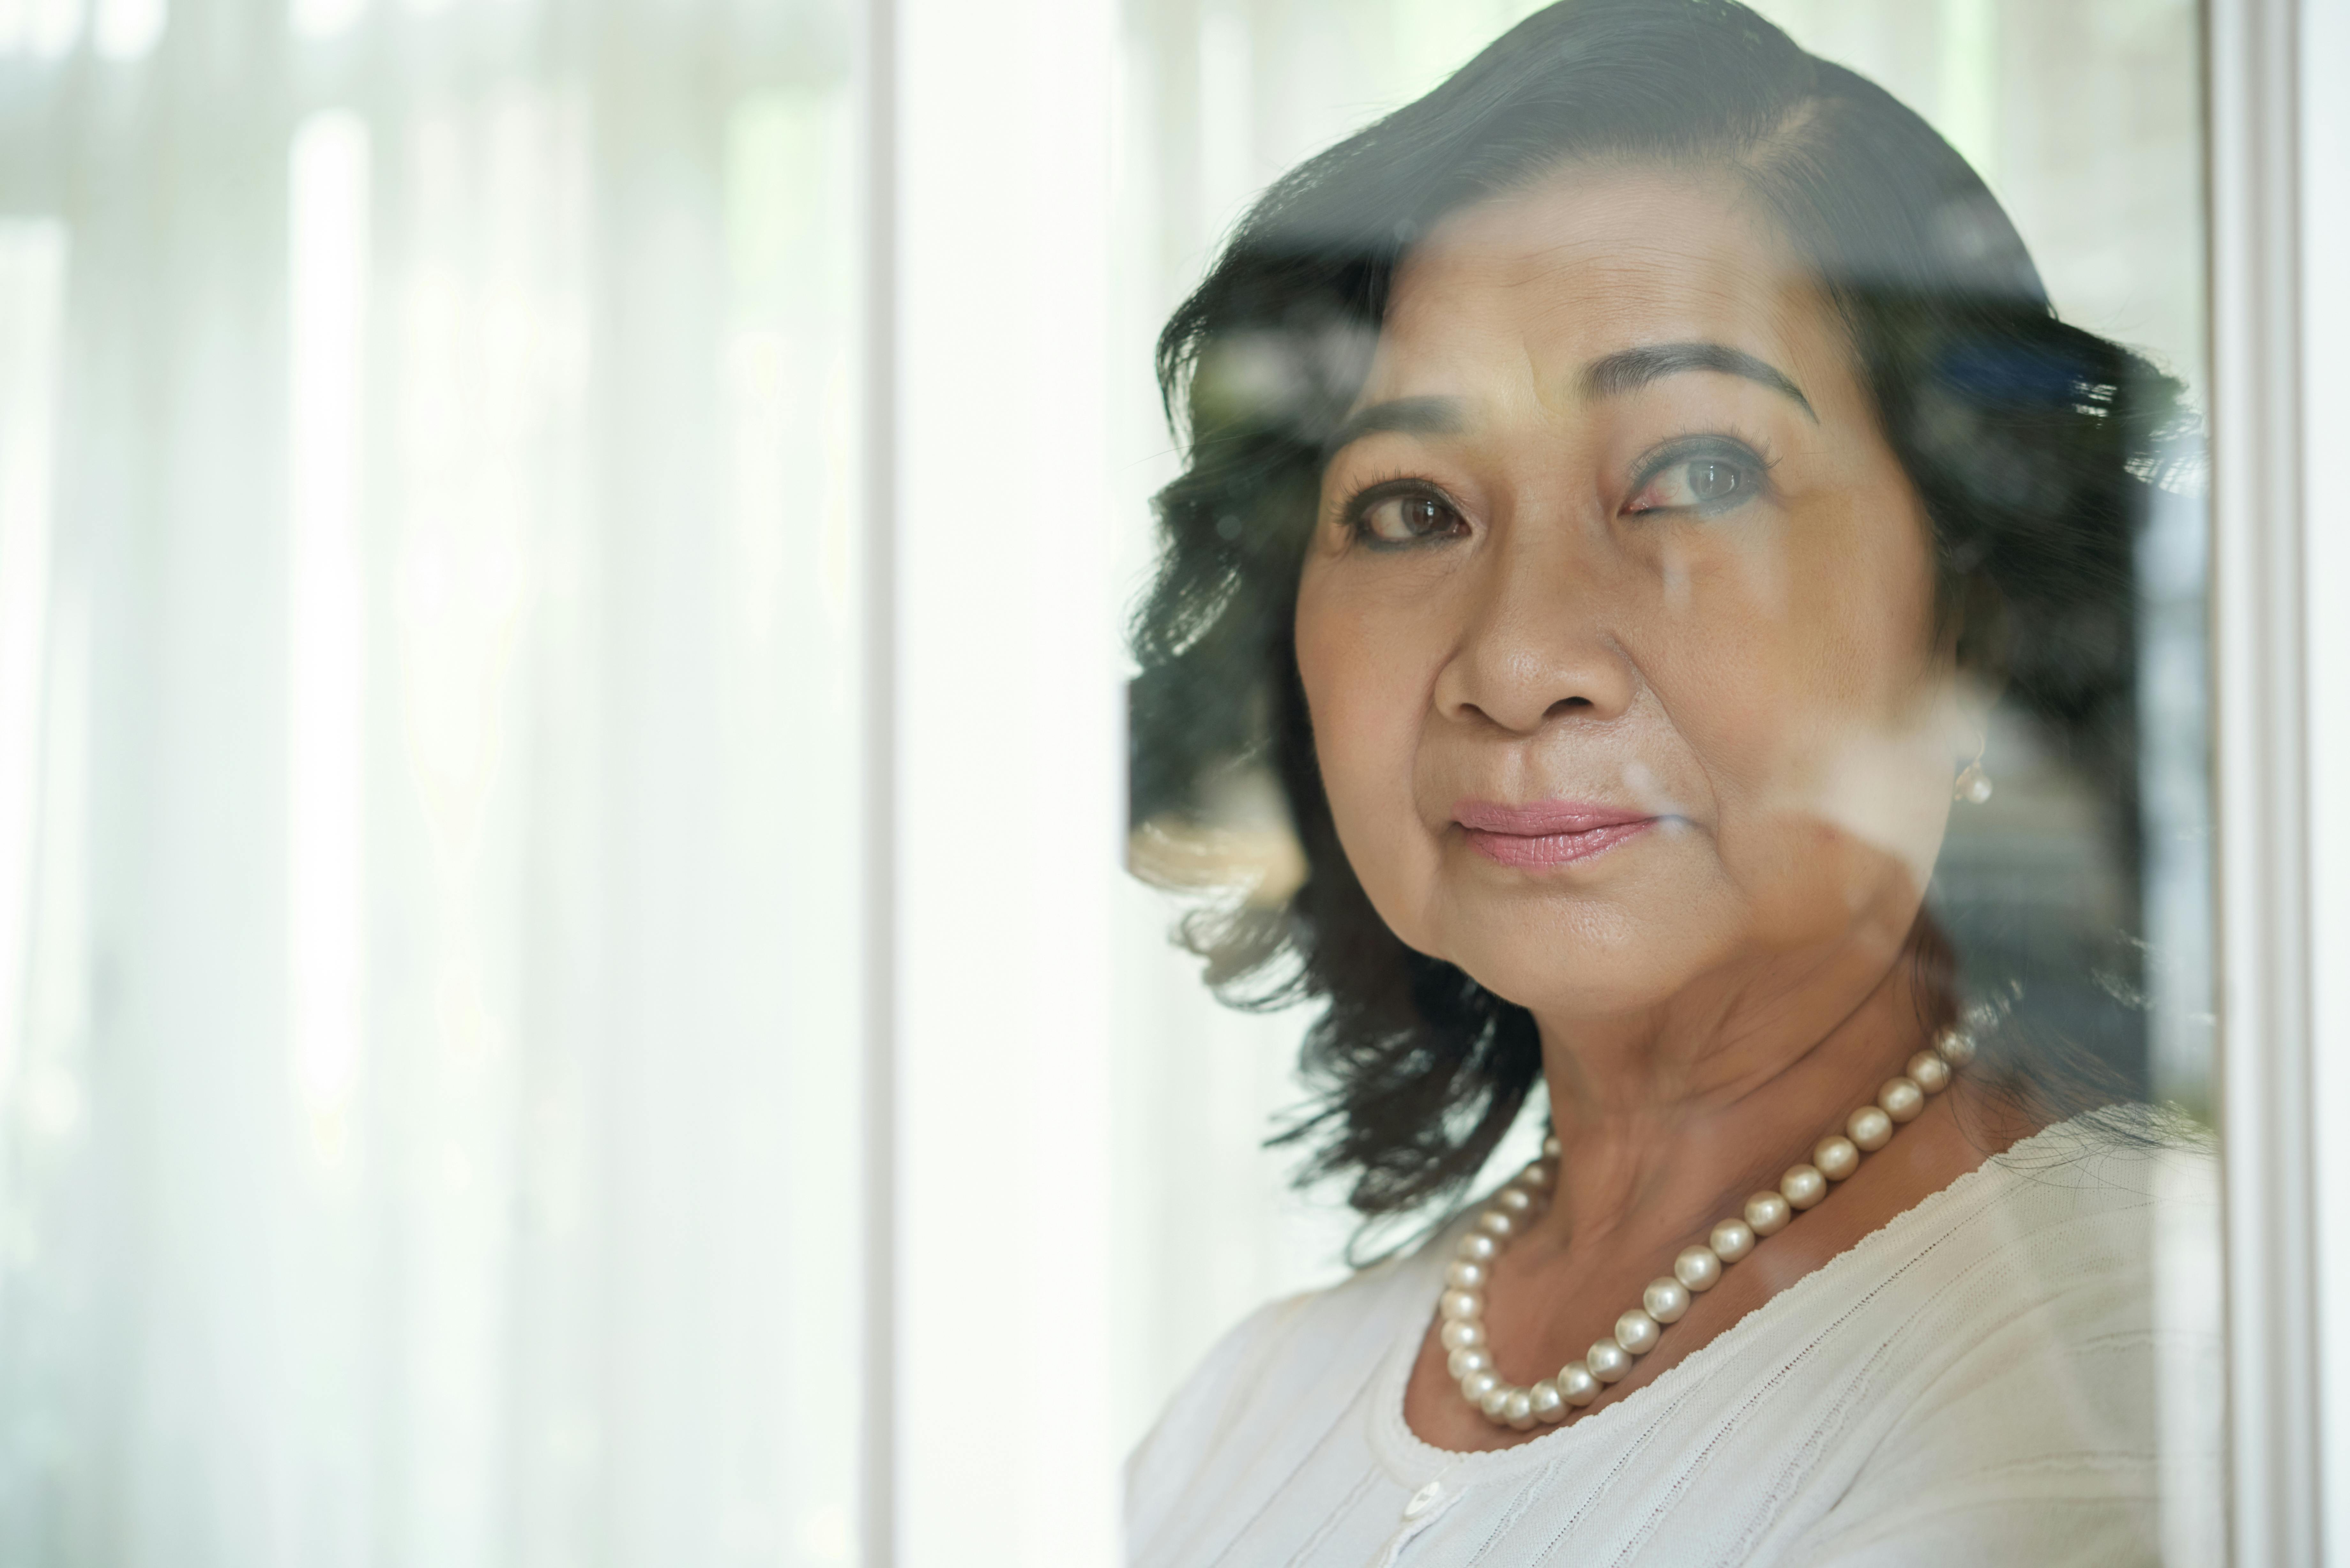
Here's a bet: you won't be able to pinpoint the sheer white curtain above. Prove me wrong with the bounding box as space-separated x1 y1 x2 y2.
0 1 866 1562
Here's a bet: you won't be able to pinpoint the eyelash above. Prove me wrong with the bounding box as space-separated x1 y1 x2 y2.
1621 432 1781 517
1332 430 1781 548
1335 472 1465 550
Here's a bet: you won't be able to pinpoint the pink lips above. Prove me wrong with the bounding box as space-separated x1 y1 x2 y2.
1453 799 1659 869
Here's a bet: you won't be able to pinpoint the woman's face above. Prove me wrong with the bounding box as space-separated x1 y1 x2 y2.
1296 162 1963 1023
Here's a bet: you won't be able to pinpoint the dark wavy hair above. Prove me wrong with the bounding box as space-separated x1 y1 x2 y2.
1128 0 2190 1225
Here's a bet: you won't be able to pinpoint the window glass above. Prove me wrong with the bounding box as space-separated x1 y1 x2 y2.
0 0 2244 1562
1109 3 2221 1559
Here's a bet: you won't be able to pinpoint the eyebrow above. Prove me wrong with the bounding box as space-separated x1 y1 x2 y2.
1322 339 1817 463
1582 340 1817 421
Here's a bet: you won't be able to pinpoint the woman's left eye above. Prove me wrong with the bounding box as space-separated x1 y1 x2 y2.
1623 450 1764 516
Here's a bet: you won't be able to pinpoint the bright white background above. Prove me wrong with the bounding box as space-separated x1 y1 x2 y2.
0 0 2323 1565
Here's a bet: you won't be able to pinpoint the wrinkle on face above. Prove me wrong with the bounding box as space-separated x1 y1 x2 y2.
1296 161 1957 1035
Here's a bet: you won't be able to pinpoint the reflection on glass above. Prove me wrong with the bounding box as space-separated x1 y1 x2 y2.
1119 2 2219 1561
0 0 83 58
290 0 361 41
288 110 371 1166
91 0 162 58
0 219 70 1175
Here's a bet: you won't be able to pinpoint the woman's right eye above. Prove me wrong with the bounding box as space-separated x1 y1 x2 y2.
1352 488 1467 546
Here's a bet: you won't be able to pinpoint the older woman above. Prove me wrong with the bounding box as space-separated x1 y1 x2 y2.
1122 1 2210 1563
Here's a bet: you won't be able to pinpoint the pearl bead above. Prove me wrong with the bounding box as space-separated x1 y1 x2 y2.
1937 1029 1977 1067
1643 1278 1691 1323
1439 1066 1944 1429
1907 1051 1951 1094
1614 1308 1661 1355
1587 1339 1633 1382
1440 1319 1484 1351
1846 1105 1893 1151
1676 1242 1725 1289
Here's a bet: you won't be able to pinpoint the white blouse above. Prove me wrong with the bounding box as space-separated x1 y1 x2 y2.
1126 1116 2221 1567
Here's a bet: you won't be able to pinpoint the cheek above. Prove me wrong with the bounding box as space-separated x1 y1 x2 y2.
1725 811 1921 954
1654 494 1937 787
1641 494 1945 907
1293 576 1444 930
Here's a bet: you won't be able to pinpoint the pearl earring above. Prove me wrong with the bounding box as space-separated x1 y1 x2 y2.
1953 735 1993 804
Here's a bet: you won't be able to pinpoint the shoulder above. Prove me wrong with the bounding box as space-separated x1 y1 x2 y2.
1984 1102 2216 1210
1887 1105 2217 1390
1867 1105 2212 1314
1931 1107 2217 1350
1123 1225 1446 1546
1785 1108 2222 1566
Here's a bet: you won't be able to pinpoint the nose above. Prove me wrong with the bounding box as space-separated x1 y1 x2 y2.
1430 523 1637 735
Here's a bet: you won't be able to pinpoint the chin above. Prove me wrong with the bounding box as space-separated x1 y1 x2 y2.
1438 914 1707 1021
1410 863 1731 1013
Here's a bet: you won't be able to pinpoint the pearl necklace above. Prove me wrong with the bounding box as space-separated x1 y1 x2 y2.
1438 1028 1977 1430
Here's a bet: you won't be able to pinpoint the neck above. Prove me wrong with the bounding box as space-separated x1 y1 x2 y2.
1527 916 1945 1256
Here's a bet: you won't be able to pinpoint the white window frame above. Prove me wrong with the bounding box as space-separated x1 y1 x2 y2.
2210 0 2346 1561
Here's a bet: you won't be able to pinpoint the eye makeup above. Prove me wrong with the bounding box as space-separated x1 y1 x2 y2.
1620 432 1779 519
1334 475 1472 550
1325 423 1783 552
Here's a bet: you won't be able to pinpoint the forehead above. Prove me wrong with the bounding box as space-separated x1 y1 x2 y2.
1366 163 1836 400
